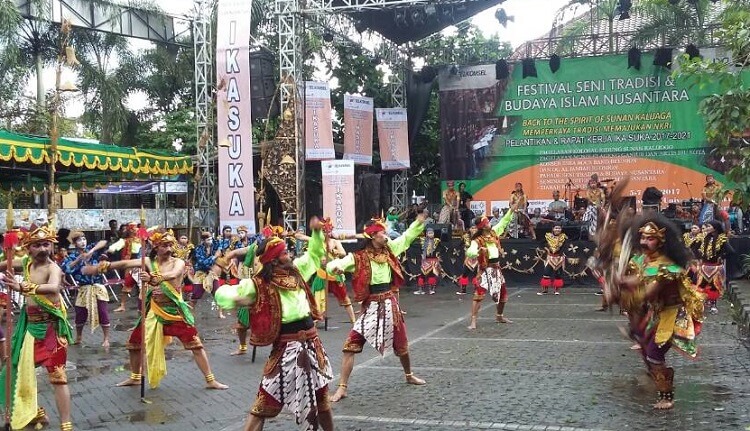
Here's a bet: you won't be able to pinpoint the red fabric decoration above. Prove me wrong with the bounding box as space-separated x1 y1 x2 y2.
259 240 286 264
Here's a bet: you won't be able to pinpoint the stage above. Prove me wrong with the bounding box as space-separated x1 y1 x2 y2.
346 235 750 286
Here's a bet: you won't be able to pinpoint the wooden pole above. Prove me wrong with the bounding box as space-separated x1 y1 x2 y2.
3 202 19 430
138 207 149 402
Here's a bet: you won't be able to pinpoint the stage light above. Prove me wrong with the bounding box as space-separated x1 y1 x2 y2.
685 44 701 59
522 58 537 78
495 8 514 28
424 4 436 17
549 54 561 73
495 59 509 80
653 47 673 69
394 9 408 28
439 5 453 23
411 8 425 26
628 46 641 70
450 65 459 76
322 32 334 43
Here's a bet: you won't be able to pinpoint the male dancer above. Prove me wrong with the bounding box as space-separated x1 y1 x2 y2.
108 222 142 312
327 213 428 402
215 229 334 431
466 206 515 329
617 215 703 409
538 223 568 295
457 226 478 295
84 230 228 390
415 227 441 295
0 226 74 431
62 231 111 347
696 220 731 314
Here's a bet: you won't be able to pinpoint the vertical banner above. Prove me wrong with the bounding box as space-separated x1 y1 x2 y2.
216 0 255 233
343 95 374 165
376 108 410 170
305 81 335 160
321 160 356 236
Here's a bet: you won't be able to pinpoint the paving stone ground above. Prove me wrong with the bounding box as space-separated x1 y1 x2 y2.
33 283 750 431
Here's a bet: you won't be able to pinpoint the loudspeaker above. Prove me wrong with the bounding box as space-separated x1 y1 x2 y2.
426 223 452 241
249 51 279 121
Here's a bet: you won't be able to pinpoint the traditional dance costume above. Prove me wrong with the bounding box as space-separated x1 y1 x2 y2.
416 233 441 295
539 231 568 295
695 230 729 313
457 232 477 295
63 244 110 335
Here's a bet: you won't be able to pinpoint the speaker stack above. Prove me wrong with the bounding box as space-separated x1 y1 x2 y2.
249 51 279 122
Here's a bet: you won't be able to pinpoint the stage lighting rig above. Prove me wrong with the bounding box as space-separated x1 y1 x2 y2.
394 9 408 28
495 8 514 28
411 7 426 26
450 64 459 76
439 5 454 23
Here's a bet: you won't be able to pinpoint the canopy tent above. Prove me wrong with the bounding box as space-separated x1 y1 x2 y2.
0 129 192 193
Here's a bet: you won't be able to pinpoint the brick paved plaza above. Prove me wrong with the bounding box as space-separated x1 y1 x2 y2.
40 284 750 431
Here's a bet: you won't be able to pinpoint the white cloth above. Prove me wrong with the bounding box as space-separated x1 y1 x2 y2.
354 297 396 355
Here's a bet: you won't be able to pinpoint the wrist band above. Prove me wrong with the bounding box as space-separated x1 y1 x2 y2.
97 261 111 274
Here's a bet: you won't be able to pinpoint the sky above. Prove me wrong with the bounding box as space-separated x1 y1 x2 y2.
49 0 573 118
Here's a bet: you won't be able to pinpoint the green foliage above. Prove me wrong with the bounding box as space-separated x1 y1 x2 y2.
130 107 197 154
674 2 750 204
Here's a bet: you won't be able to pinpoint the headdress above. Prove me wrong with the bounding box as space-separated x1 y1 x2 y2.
475 215 490 230
363 218 387 239
258 237 286 265
22 225 58 248
261 224 284 238
638 222 666 243
150 229 176 246
236 225 249 233
68 231 86 243
320 217 334 234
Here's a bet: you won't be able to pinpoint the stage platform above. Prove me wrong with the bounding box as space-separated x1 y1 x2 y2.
345 235 749 286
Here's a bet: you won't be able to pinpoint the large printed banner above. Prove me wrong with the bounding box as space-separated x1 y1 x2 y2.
343 95 374 165
305 81 335 160
321 160 356 236
441 54 733 207
376 108 410 170
216 0 255 233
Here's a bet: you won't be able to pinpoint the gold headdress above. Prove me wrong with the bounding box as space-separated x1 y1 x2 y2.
149 229 176 246
22 226 58 248
638 222 666 243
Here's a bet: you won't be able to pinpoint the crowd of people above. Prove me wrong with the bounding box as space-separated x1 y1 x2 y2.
0 172 738 429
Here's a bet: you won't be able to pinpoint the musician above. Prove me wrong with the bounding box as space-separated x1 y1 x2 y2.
701 175 721 204
586 178 605 208
438 181 460 226
547 190 568 221
509 183 535 239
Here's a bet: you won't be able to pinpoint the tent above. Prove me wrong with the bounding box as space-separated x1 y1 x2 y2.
0 129 192 193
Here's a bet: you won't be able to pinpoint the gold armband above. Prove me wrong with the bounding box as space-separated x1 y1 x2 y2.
97 261 111 274
148 273 164 286
21 282 39 296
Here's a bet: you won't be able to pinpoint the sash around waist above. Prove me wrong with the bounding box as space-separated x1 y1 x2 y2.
280 316 314 334
369 283 391 294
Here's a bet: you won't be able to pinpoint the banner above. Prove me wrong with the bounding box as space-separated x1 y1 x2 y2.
216 0 255 233
321 160 356 236
376 108 410 170
440 54 738 208
343 95 374 165
305 81 335 160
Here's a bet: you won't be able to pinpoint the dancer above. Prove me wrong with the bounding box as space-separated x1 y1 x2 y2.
191 231 227 318
466 206 515 329
457 226 478 295
415 228 441 295
438 181 459 225
62 231 111 347
538 223 568 295
509 183 533 238
696 220 731 314
682 224 702 258
108 222 143 312
327 213 428 402
173 233 195 297
84 230 228 391
0 226 74 431
215 229 334 431
617 215 704 410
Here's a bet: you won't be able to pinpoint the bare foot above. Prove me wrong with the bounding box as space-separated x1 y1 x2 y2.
496 315 513 324
73 338 82 346
653 399 674 410
116 378 140 387
102 340 110 349
206 380 229 390
230 348 247 356
32 412 49 427
405 374 426 385
467 317 477 330
330 385 347 402
629 343 642 350
114 306 126 312
218 311 226 319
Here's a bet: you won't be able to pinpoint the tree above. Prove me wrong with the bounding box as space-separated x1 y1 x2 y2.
675 1 750 204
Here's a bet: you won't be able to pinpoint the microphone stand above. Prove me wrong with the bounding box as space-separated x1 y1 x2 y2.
683 182 694 200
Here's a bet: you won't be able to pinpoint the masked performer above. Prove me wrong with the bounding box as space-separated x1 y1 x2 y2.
695 220 731 314
538 223 568 295
415 228 441 295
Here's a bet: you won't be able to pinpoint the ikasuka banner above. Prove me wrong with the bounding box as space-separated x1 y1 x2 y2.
343 95 374 165
216 0 255 233
376 108 410 171
321 160 356 236
305 82 335 160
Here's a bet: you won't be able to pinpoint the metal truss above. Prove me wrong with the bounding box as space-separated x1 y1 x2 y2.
192 0 216 235
302 0 490 13
276 0 303 230
14 0 189 46
388 43 409 211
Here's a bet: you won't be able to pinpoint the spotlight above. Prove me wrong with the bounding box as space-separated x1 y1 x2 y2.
322 32 334 42
495 8 514 28
450 65 459 76
394 9 408 27
439 5 454 23
628 46 641 70
549 54 561 73
653 47 673 69
495 59 509 80
522 58 537 78
424 4 436 17
410 8 425 26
